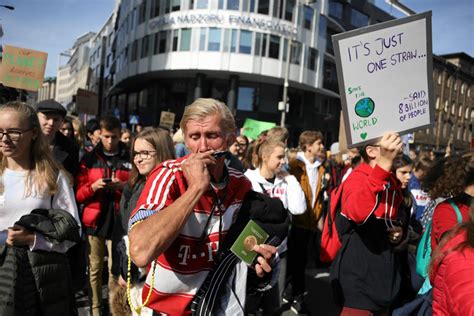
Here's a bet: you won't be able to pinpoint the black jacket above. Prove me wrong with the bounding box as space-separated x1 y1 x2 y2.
53 131 80 177
0 209 80 316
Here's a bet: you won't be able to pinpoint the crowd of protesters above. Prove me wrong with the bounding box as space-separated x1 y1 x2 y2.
0 98 472 316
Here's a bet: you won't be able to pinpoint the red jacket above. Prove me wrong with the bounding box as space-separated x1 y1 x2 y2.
430 230 474 316
341 163 402 224
431 193 470 251
75 143 131 231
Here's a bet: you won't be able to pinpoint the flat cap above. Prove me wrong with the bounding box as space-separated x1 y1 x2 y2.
36 99 67 117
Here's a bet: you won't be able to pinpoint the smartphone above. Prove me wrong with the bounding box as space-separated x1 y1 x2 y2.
212 151 229 159
103 178 112 183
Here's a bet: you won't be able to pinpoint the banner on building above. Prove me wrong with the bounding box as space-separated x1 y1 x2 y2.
242 118 276 140
0 45 47 91
159 111 176 130
333 11 435 148
76 88 99 115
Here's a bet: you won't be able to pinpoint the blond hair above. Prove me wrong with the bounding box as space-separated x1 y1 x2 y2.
0 101 61 196
256 140 286 168
180 98 236 135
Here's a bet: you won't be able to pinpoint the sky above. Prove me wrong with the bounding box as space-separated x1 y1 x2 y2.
0 0 473 77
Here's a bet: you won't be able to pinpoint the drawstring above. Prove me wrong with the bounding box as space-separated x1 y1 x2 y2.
384 188 396 229
198 187 227 252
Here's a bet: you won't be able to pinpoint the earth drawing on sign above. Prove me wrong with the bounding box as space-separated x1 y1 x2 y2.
355 97 375 118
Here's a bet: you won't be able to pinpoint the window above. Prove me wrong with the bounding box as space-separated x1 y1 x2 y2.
447 77 451 88
269 35 280 59
197 0 208 8
218 0 224 9
454 80 458 91
141 35 150 58
435 96 440 110
328 1 343 20
303 5 313 30
458 104 463 117
290 41 301 65
172 30 179 51
465 108 470 119
258 0 269 15
443 99 448 112
165 0 171 13
468 88 471 97
131 40 138 61
138 2 147 24
199 28 207 51
451 102 456 115
150 0 160 18
230 29 237 52
282 38 288 60
307 47 317 71
180 28 191 51
223 29 230 52
159 30 167 53
239 30 252 54
437 72 442 85
172 0 180 11
284 0 294 21
272 0 280 17
208 28 221 51
237 87 255 111
249 0 255 12
351 8 369 28
461 83 466 94
153 33 160 54
227 0 240 10
255 33 263 56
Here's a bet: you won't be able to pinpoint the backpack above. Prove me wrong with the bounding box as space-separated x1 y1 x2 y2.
415 199 462 279
320 185 345 263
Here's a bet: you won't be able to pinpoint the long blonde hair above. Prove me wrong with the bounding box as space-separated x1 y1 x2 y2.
0 101 61 196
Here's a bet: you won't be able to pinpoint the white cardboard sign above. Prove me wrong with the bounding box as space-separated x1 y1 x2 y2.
333 11 435 148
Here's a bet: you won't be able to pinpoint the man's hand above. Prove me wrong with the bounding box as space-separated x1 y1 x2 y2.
6 225 35 247
253 244 277 277
91 178 109 192
181 152 216 193
387 226 403 244
378 132 403 172
106 178 125 191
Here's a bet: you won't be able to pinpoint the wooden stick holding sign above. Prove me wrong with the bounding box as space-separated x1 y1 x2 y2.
332 11 435 148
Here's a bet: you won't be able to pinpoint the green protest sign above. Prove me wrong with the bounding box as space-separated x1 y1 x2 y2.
242 118 276 140
0 45 48 91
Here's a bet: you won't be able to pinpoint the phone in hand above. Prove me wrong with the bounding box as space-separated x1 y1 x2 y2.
103 178 112 183
212 151 229 159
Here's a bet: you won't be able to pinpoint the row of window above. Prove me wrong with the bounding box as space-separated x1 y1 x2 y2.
117 0 315 47
118 27 318 71
435 96 472 119
328 1 369 28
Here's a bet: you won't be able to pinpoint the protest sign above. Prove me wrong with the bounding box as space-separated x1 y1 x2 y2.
0 45 47 91
242 118 276 140
333 11 435 148
76 88 99 115
160 111 176 130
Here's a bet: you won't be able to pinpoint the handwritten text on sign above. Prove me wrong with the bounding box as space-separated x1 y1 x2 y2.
333 12 434 147
0 45 48 91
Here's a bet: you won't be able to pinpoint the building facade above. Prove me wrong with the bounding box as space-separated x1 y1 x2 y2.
414 53 473 151
55 32 96 107
37 77 57 102
99 0 393 145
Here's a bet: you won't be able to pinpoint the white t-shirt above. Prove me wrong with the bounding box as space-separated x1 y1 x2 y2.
0 168 80 252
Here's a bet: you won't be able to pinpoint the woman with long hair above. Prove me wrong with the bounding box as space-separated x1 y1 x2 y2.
0 101 80 315
110 127 175 316
430 202 474 315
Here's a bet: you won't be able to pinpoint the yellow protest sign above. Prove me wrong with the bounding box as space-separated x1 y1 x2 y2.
0 45 48 91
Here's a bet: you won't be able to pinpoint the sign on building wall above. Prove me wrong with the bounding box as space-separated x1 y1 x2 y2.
160 111 176 130
76 88 99 115
0 45 47 91
333 11 435 148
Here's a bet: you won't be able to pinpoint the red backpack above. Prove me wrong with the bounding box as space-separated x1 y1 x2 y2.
320 184 344 263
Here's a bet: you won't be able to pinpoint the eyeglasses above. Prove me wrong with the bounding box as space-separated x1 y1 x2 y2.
133 150 157 159
0 128 33 142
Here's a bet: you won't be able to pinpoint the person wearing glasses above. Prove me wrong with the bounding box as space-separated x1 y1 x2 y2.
35 99 80 177
75 116 131 316
0 101 80 314
110 127 175 315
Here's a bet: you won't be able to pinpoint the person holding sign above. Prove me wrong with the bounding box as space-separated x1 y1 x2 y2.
128 98 277 315
330 132 405 315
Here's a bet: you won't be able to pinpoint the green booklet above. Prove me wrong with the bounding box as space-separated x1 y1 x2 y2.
230 220 269 265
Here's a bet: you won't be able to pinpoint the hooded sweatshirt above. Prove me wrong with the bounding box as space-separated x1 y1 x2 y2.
244 168 306 215
296 152 321 208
